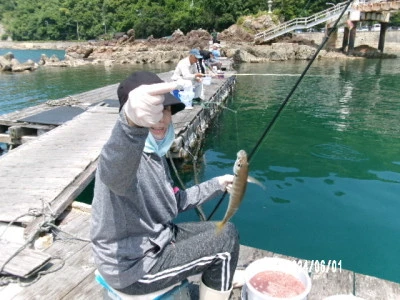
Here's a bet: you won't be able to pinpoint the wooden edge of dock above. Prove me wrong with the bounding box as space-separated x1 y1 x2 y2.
1 201 400 299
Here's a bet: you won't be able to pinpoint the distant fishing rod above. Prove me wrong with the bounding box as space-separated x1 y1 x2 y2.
234 73 330 77
207 0 353 221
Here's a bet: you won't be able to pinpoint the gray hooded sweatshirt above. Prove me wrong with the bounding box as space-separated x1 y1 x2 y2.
90 112 223 289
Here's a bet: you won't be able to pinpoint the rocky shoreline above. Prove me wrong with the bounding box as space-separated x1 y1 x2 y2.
0 40 84 50
1 27 398 72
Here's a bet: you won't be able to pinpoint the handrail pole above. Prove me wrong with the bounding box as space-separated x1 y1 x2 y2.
254 0 351 43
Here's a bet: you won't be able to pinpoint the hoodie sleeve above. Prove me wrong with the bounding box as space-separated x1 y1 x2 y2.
96 110 149 195
174 177 224 212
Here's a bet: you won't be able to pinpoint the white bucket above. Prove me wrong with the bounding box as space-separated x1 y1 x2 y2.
179 89 194 109
243 257 311 300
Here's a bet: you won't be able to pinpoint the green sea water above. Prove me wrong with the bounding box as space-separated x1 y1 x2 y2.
175 59 400 284
1 52 399 284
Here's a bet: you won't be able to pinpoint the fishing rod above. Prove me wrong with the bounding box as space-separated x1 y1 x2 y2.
207 0 354 221
234 73 331 77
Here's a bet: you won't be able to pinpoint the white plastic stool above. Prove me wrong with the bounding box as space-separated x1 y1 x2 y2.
95 270 190 300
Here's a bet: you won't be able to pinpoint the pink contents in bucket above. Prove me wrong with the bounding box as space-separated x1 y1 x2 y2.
249 270 305 298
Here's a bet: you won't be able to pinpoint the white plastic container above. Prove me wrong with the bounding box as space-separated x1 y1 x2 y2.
243 257 312 300
179 88 194 109
203 76 212 85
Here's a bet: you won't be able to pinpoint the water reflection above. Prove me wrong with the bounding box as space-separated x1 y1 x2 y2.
310 143 367 161
0 63 173 115
195 59 400 283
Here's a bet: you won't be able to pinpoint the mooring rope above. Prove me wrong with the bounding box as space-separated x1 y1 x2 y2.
0 199 90 286
207 0 354 221
0 257 65 287
0 209 42 240
47 222 91 243
192 129 208 221
168 147 207 221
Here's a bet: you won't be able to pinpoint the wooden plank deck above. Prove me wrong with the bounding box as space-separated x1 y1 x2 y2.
0 84 119 145
0 71 235 225
0 105 117 225
0 71 235 151
1 202 399 299
0 70 237 296
1 70 399 299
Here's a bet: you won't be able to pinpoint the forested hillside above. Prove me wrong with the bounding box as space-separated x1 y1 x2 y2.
1 0 399 42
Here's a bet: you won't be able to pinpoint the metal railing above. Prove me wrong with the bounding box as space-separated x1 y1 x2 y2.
254 1 350 43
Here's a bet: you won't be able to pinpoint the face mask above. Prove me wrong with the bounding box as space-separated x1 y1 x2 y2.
144 123 175 157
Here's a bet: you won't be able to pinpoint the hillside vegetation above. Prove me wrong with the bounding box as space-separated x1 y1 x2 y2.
2 0 400 42
0 0 346 41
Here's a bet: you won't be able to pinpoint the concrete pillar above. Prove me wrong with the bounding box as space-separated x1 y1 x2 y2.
348 21 358 53
325 26 337 50
342 27 349 52
378 22 388 52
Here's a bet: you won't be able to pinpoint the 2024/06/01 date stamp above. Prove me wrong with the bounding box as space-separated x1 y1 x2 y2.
295 260 342 274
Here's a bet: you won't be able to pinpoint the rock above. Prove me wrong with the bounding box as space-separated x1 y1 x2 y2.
10 60 38 72
65 45 94 59
39 54 61 65
172 29 184 38
117 35 129 44
127 29 135 38
104 60 114 67
240 14 276 34
295 44 317 60
219 25 254 43
6 19 394 70
3 52 14 60
0 53 39 72
0 55 12 71
39 54 68 67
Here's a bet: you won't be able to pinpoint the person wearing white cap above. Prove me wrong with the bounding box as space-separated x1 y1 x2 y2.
171 48 205 101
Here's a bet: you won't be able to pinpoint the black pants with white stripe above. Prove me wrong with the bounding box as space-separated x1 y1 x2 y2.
117 221 240 295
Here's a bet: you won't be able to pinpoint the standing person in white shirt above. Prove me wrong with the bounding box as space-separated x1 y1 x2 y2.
171 49 205 101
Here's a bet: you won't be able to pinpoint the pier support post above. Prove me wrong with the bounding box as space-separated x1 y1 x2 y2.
378 22 388 52
9 126 36 146
325 22 337 50
348 22 357 54
342 27 349 53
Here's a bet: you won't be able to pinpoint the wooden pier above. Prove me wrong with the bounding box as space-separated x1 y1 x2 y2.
0 71 235 159
0 70 400 299
342 0 400 53
0 70 235 224
1 202 399 299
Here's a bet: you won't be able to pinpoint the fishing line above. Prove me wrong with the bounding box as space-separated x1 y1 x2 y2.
234 73 330 77
247 0 353 162
207 0 353 221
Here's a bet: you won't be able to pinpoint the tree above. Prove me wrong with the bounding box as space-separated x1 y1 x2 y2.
390 12 400 27
0 0 340 41
272 0 309 21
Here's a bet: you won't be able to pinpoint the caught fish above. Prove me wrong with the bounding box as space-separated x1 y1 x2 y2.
216 150 266 232
216 150 249 232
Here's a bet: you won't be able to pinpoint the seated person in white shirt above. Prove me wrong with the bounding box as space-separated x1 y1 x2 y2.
171 49 205 101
